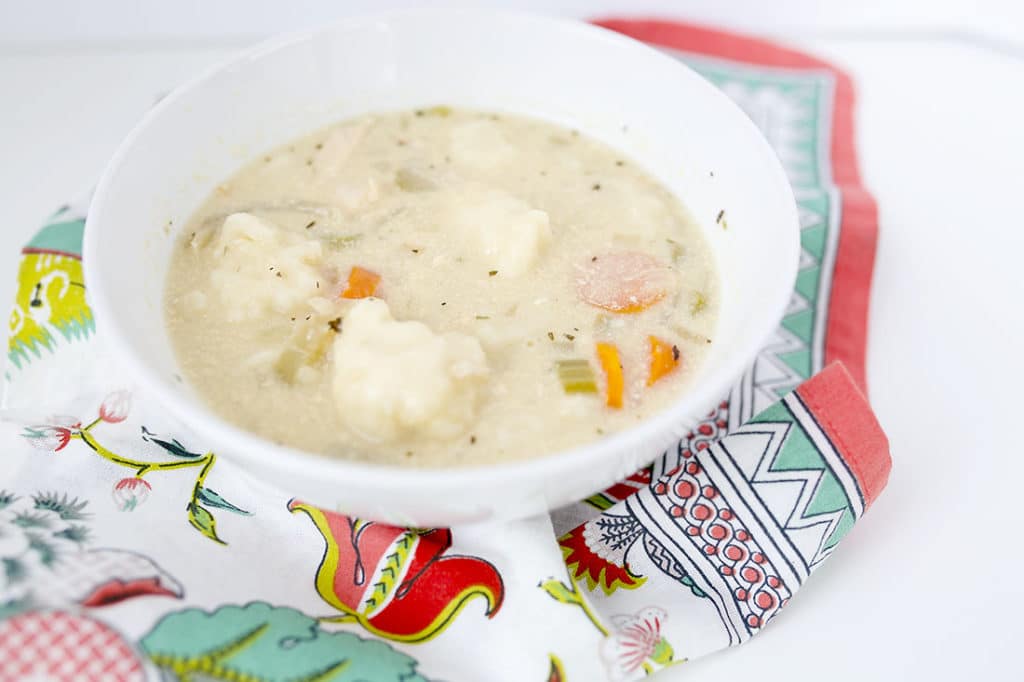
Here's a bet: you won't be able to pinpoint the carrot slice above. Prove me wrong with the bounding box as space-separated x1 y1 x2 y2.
596 342 624 408
341 266 381 299
647 335 681 386
576 252 672 314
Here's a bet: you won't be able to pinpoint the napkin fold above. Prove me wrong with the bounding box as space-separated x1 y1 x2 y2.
0 20 887 682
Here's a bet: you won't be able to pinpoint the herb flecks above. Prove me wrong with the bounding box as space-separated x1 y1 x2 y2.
305 220 317 229
667 238 685 263
327 317 342 333
488 270 498 277
322 234 362 250
691 292 708 316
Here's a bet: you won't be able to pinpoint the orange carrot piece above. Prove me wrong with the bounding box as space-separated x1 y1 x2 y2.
576 252 672 314
596 342 624 408
341 266 381 299
647 335 681 386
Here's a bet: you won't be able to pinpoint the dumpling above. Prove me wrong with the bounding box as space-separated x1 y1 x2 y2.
209 212 324 321
309 120 384 211
447 188 552 278
448 119 516 171
331 299 489 443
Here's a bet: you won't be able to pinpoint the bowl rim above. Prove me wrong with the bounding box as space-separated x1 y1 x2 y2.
84 7 799 495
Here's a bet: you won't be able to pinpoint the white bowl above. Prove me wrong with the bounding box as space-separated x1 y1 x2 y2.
84 9 799 527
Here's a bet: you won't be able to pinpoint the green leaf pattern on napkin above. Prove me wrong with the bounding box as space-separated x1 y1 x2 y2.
141 602 430 682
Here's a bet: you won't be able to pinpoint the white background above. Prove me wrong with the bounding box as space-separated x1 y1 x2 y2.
2 2 1023 680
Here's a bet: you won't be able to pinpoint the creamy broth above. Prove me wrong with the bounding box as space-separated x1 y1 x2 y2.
165 108 719 467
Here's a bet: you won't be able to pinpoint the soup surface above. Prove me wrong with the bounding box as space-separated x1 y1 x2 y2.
166 108 719 467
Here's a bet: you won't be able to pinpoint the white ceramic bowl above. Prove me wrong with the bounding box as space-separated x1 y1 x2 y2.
84 9 798 526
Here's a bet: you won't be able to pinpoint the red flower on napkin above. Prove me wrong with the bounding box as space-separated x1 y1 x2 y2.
112 478 152 511
22 425 72 452
289 500 505 642
601 607 674 680
560 523 645 595
99 390 131 423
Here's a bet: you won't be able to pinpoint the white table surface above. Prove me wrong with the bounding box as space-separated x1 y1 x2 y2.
2 7 1023 681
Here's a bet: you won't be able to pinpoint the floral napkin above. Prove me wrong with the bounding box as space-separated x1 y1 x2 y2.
0 20 889 682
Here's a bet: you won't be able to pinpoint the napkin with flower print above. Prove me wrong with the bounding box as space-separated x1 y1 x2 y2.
0 20 887 682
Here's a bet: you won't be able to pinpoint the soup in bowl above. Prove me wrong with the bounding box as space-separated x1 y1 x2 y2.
84 9 799 526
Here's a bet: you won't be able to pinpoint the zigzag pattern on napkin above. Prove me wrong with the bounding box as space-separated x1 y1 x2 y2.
614 363 887 651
